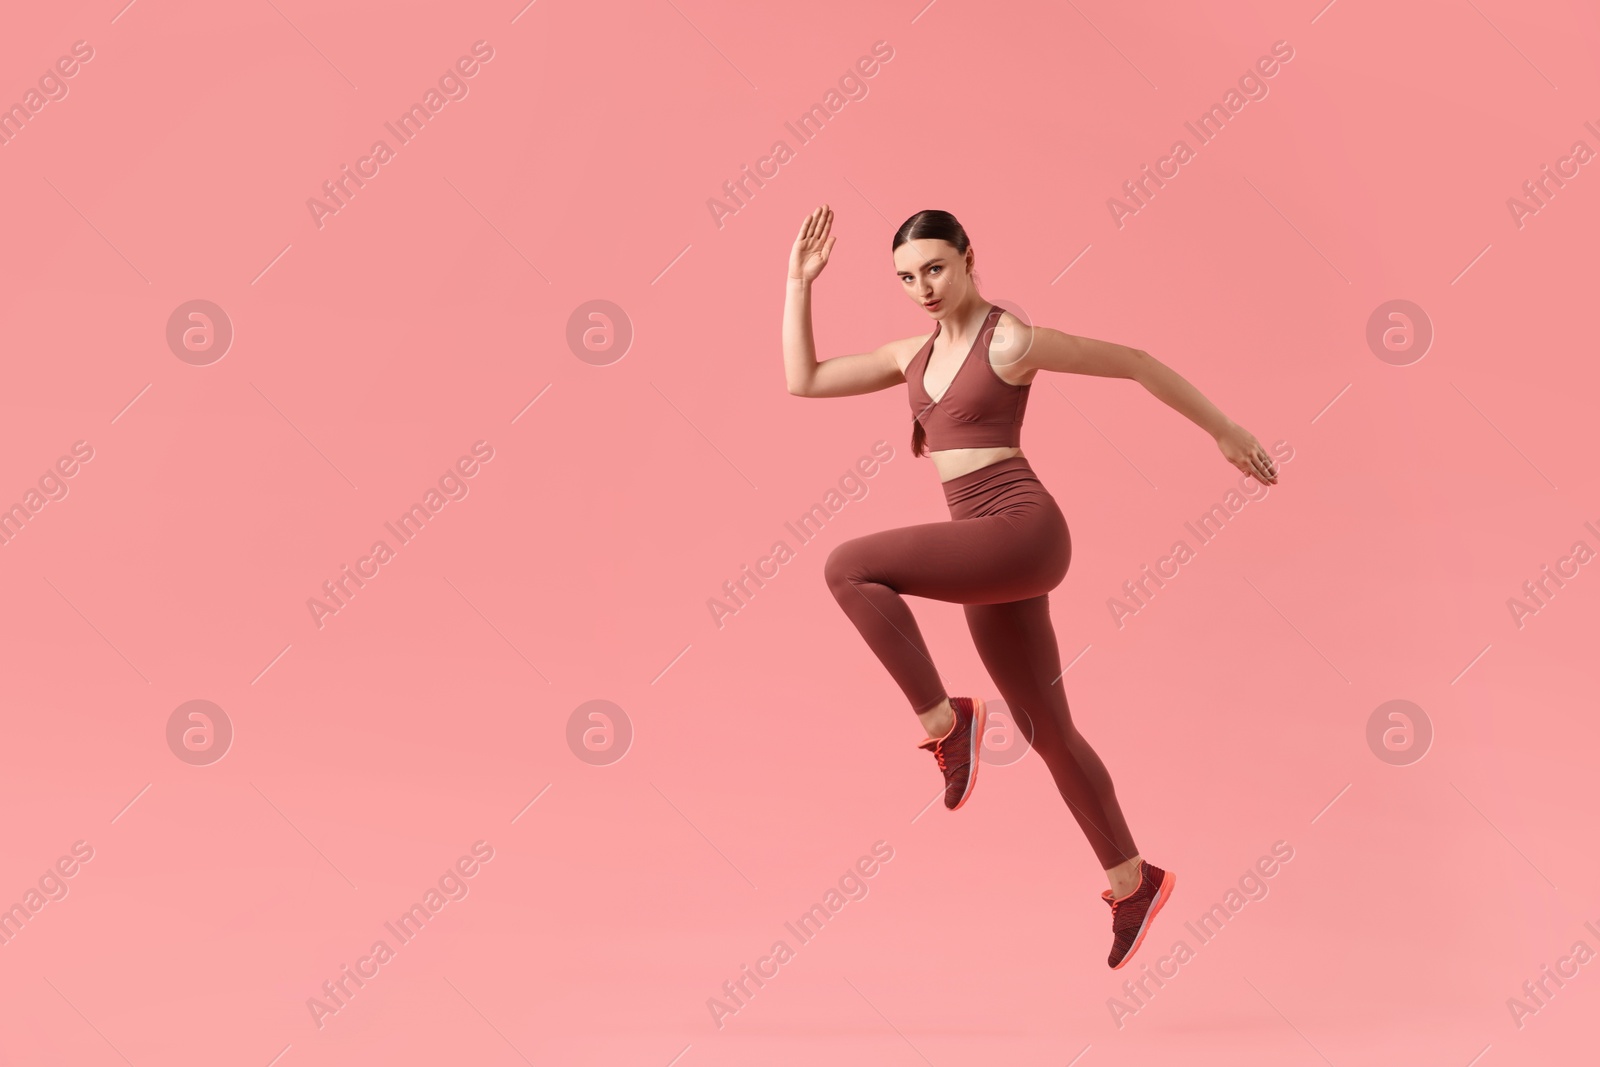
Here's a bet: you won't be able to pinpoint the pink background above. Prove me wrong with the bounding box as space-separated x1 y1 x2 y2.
2 0 1597 1063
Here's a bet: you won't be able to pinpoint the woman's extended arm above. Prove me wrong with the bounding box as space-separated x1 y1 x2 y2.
1017 324 1278 483
1131 351 1234 441
783 205 904 398
784 278 904 397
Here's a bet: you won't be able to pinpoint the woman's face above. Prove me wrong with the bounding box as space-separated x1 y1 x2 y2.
893 239 971 316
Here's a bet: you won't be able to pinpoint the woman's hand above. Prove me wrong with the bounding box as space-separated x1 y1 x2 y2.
1216 423 1279 484
789 204 836 283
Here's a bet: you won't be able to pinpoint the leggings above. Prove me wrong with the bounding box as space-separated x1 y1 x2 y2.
823 456 1139 869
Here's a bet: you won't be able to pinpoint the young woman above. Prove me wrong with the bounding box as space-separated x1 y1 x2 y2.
782 205 1280 969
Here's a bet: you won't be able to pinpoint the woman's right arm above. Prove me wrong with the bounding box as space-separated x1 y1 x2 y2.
783 277 906 397
783 204 905 398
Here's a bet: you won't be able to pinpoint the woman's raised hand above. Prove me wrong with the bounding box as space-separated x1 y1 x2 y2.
789 204 836 283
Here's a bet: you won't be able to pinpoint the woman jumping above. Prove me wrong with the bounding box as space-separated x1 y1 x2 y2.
781 205 1281 969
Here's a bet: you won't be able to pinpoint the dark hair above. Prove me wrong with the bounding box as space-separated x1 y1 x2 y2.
893 210 971 458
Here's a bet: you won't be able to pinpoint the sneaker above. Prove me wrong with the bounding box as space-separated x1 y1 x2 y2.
916 697 987 810
1103 859 1176 969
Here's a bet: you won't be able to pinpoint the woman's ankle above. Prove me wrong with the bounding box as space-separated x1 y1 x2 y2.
916 697 955 739
1106 854 1143 898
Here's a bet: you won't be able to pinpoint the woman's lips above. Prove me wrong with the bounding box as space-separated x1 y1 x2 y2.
924 299 941 310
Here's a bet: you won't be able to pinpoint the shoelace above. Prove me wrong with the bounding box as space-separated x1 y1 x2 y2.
929 704 966 773
1106 875 1144 923
1106 896 1138 950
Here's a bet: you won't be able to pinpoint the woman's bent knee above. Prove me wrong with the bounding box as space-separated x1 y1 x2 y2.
823 541 862 599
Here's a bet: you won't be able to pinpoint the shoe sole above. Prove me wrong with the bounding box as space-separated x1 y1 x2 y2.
1111 868 1176 970
948 698 987 811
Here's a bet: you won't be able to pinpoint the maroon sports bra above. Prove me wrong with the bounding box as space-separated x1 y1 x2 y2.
906 304 1031 450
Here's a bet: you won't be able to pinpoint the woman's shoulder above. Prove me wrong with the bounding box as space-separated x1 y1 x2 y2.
989 306 1042 385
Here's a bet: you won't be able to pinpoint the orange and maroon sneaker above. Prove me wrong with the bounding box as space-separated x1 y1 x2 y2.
916 697 987 810
1103 859 1177 969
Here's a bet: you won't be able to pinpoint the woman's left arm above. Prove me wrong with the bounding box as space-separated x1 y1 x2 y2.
1017 325 1278 483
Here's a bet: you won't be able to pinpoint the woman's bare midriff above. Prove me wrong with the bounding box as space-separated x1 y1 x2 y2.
929 446 1024 482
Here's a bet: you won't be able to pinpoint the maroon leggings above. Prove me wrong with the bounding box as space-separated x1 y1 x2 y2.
823 456 1138 869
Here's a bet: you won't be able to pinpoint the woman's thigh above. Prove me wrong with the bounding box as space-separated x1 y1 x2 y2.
825 503 1069 606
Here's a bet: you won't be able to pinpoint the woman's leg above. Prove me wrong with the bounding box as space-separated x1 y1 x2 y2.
964 595 1140 871
823 513 1065 717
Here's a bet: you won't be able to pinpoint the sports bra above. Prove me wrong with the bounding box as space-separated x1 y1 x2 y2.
906 303 1031 450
